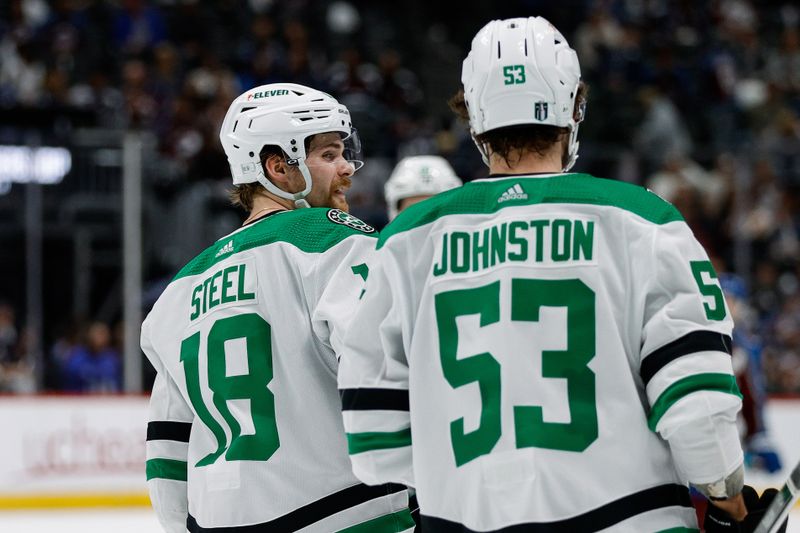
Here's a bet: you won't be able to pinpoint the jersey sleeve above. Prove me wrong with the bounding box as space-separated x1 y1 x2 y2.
336 246 414 488
310 233 377 360
639 219 743 489
141 319 193 533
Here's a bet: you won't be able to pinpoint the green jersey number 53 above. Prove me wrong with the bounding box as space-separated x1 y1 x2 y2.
435 278 597 467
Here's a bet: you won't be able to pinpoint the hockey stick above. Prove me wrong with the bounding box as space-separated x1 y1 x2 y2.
753 458 800 533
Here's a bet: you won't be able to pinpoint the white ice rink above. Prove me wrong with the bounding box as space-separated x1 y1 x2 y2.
0 508 160 532
0 507 799 532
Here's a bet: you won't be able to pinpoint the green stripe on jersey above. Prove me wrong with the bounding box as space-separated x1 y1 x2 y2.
648 373 742 431
378 173 683 249
337 509 416 533
146 458 188 481
173 208 377 281
347 428 412 455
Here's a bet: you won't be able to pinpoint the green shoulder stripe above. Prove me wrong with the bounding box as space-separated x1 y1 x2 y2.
145 458 187 481
648 373 742 431
173 208 377 281
377 173 683 249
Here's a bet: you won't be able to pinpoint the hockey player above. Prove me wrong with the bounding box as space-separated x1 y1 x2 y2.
719 273 782 473
385 155 462 221
142 83 414 533
337 18 785 532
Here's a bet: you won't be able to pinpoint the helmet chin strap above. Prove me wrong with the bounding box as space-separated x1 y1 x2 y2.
563 123 581 172
471 132 491 167
254 157 314 208
291 160 314 208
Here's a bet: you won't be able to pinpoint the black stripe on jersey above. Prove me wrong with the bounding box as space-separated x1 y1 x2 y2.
340 388 410 411
186 483 407 532
147 421 192 443
640 330 732 386
420 483 692 533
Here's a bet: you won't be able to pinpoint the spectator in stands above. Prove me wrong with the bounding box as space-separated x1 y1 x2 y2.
0 303 35 393
0 326 36 394
0 303 17 365
634 86 693 174
61 321 122 393
111 0 166 56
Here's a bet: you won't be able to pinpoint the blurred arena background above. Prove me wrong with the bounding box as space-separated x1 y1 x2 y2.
0 0 798 530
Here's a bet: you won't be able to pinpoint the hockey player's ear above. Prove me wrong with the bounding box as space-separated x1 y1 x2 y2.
264 155 290 184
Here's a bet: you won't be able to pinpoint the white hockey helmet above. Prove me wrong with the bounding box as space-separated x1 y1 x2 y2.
219 83 363 208
461 16 585 171
384 155 462 220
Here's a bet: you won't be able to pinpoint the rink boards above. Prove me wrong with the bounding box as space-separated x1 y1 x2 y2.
0 394 797 509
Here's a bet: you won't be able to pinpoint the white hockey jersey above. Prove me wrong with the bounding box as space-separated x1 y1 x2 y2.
142 208 413 533
338 174 743 532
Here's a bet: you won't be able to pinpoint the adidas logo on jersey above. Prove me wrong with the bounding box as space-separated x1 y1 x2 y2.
215 240 234 258
497 184 528 203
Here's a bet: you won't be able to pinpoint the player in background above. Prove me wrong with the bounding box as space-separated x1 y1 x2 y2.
337 17 785 532
385 155 463 221
383 154 462 532
142 83 414 533
719 272 782 473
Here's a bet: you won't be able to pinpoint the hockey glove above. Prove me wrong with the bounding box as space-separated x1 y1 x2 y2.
704 485 788 533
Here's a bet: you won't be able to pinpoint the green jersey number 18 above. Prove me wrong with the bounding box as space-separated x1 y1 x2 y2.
180 313 280 467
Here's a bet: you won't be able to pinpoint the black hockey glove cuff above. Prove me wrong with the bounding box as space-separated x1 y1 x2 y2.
704 486 788 533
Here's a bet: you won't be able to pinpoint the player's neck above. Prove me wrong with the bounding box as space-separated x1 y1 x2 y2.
488 148 563 175
244 195 291 225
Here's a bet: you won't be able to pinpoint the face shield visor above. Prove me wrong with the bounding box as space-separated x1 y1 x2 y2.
340 127 363 172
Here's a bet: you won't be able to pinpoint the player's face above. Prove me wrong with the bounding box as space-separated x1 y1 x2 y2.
398 194 433 213
298 132 354 211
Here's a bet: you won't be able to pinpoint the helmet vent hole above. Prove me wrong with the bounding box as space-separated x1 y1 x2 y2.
554 38 562 45
233 144 239 149
249 151 254 157
524 38 528 55
232 120 238 133
241 106 255 112
291 90 304 96
497 41 501 58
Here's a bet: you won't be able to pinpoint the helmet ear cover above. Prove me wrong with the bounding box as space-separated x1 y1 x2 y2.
460 16 585 171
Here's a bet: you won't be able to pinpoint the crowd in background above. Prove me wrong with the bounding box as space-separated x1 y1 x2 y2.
0 0 799 393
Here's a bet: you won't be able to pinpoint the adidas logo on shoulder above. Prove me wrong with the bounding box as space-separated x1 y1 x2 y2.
215 240 234 258
497 184 528 203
